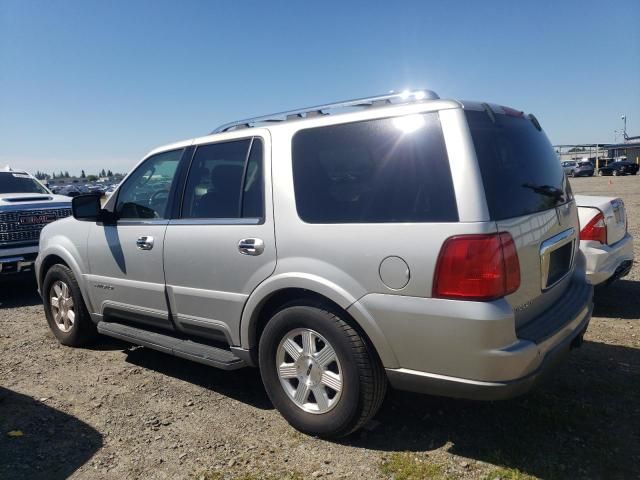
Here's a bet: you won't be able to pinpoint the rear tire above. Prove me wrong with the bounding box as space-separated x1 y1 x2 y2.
259 303 387 438
43 264 98 347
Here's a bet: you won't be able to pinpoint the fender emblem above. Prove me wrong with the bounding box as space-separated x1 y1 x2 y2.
514 301 531 312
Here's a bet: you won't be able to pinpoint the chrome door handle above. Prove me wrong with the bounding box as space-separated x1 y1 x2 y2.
136 236 154 250
238 238 264 256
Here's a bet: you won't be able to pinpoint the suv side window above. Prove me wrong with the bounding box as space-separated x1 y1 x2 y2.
181 138 264 219
116 149 183 219
292 113 458 223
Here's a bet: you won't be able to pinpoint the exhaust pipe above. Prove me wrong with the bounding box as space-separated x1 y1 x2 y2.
570 332 585 349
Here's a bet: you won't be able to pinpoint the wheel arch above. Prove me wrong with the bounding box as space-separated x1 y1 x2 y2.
38 246 94 313
239 274 399 368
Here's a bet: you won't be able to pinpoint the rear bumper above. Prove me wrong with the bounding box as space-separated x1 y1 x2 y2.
386 306 590 400
581 234 634 285
353 274 593 401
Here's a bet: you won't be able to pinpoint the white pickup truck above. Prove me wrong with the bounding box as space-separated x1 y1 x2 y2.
0 166 72 275
576 194 634 286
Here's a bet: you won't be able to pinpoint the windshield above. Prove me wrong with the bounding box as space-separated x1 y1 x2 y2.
0 172 49 194
466 110 571 221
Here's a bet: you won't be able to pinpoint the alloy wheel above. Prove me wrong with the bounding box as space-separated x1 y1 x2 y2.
276 328 343 414
49 280 75 333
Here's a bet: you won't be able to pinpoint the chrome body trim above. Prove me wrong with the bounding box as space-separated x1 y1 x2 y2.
540 227 575 290
168 218 262 226
114 220 169 226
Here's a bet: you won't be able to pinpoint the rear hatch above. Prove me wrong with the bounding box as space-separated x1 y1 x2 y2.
465 107 580 330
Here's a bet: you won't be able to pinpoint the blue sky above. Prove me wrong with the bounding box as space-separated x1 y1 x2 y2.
1 0 639 175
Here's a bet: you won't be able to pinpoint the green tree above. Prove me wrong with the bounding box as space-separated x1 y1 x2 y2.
106 169 113 177
81 170 86 178
87 175 98 182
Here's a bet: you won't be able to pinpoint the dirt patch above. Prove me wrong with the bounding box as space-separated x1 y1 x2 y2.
1 175 639 479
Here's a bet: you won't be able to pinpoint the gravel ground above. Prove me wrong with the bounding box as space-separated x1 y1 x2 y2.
1 175 639 480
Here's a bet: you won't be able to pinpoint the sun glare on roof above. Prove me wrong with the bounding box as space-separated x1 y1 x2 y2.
392 114 426 134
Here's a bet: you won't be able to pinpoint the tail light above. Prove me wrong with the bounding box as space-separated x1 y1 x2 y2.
433 233 520 301
580 211 607 244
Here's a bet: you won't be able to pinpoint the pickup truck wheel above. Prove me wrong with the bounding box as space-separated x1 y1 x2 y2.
259 304 386 438
612 170 619 176
43 264 97 347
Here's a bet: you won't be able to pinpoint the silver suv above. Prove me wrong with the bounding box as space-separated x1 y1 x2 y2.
36 90 593 438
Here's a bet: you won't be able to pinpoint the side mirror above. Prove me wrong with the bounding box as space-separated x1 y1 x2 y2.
72 194 115 223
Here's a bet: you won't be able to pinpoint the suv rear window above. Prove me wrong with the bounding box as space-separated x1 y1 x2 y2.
292 113 458 223
466 110 571 221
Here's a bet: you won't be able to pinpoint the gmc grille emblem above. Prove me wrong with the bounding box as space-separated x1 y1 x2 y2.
19 214 56 225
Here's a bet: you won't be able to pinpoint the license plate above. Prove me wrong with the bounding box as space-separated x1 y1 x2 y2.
611 200 624 224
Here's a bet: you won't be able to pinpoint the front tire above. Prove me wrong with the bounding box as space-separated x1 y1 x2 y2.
259 304 386 438
42 264 97 347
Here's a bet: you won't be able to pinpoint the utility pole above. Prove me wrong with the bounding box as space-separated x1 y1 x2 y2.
621 114 627 140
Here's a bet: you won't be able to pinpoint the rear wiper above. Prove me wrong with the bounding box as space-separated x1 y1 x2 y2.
521 183 565 202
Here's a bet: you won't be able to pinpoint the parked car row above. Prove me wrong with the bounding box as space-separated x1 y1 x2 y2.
2 91 635 439
562 159 639 177
48 182 120 197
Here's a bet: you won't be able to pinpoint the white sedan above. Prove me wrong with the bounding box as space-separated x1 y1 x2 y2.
576 195 634 285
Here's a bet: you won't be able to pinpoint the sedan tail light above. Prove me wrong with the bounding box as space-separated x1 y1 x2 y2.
580 211 607 244
433 233 520 301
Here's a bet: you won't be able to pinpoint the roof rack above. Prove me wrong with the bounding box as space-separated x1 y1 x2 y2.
211 89 439 134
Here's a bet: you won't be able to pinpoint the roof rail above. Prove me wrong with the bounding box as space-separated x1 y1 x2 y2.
211 89 439 134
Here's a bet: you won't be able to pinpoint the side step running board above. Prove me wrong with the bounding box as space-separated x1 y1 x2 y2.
97 321 246 370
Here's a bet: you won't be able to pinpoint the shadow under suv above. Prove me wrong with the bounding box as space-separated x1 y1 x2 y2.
36 90 593 438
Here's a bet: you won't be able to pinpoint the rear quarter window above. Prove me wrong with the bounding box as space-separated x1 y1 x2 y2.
466 110 571 221
291 113 458 223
